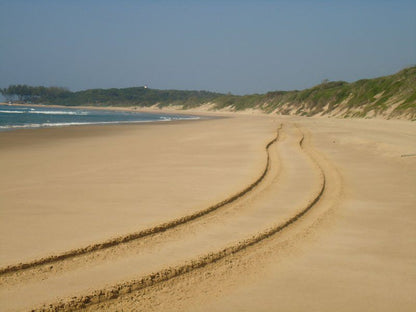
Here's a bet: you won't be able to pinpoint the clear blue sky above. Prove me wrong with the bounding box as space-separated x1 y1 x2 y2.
1 0 415 95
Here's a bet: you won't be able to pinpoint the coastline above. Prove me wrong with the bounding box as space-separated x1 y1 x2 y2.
0 102 265 118
0 103 215 132
0 110 415 311
0 114 278 266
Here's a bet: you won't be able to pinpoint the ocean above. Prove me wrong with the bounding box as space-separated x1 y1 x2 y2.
0 105 200 131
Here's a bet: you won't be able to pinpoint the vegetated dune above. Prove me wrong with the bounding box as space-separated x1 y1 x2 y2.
0 114 415 312
2 66 415 120
210 66 416 120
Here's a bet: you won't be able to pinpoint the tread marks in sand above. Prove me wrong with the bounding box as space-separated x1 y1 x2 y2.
0 125 283 276
31 124 333 312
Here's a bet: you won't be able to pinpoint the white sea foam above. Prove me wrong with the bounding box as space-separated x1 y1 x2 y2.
0 122 93 129
28 110 89 115
0 116 201 131
0 110 25 114
0 109 88 115
29 111 88 116
0 121 140 129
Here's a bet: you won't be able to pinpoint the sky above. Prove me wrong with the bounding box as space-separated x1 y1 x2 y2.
0 0 415 95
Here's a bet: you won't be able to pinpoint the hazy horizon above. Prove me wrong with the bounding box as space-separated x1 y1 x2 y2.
1 0 415 95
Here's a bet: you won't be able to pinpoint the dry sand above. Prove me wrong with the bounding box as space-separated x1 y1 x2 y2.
0 112 415 311
0 115 277 265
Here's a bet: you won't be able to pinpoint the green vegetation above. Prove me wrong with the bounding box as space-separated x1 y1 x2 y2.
209 66 416 119
0 85 221 108
2 66 415 119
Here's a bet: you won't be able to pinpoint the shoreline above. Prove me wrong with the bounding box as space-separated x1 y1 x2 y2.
1 2 415 309
3 101 414 122
0 102 220 132
0 102 236 118
0 105 415 311
0 114 278 266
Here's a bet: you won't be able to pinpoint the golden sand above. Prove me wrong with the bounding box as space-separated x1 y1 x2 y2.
0 113 415 311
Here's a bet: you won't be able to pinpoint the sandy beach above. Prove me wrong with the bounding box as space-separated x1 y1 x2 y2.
0 113 415 311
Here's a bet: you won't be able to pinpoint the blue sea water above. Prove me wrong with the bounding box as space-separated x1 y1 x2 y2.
0 105 200 131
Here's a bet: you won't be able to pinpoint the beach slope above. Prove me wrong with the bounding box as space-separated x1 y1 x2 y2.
0 115 415 311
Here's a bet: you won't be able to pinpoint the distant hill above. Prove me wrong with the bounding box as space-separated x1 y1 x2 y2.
0 86 222 108
2 66 415 120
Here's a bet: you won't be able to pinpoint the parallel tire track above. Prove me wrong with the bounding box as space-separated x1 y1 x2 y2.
34 127 327 312
0 125 282 276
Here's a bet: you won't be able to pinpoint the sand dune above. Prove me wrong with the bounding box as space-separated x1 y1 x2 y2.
0 114 415 311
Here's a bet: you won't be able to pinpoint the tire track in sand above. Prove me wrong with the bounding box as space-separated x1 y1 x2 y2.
0 124 284 293
31 125 328 312
95 124 343 312
0 125 282 276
